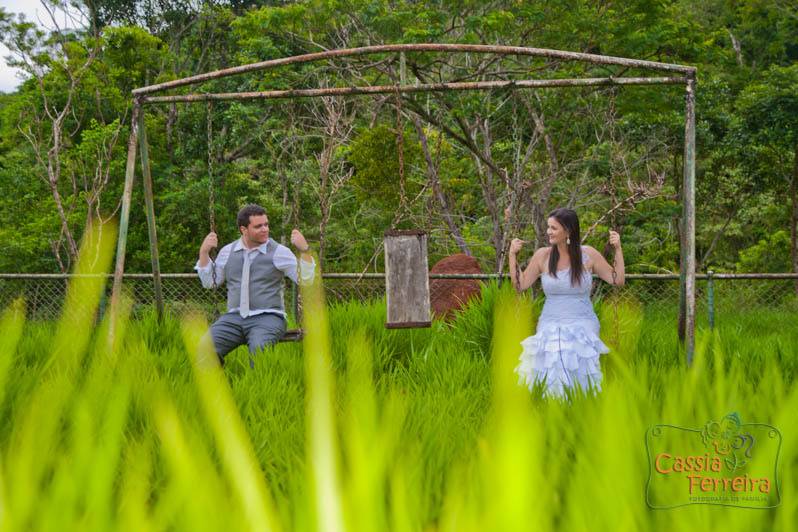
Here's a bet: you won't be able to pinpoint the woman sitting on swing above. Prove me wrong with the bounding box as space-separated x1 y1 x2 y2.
508 207 625 398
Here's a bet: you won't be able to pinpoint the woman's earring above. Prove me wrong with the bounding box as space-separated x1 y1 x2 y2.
566 236 571 245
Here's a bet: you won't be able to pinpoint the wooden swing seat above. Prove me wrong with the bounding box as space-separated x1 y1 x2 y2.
282 328 304 342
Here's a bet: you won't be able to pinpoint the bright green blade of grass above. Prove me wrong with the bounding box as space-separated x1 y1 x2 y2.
181 314 283 532
0 299 25 409
301 273 345 532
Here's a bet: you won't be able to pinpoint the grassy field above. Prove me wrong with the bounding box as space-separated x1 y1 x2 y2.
1 229 797 531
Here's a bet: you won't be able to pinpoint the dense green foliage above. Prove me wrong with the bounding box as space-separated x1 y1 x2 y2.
1 0 796 275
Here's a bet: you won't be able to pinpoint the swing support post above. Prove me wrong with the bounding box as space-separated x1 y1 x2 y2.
138 110 165 317
680 74 697 364
110 102 141 327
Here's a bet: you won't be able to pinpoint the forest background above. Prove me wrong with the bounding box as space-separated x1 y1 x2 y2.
0 0 796 278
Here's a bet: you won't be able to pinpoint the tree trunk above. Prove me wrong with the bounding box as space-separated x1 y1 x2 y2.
166 102 177 163
318 167 329 268
280 170 289 245
699 205 740 269
411 116 471 255
525 103 559 248
317 139 333 268
475 118 508 274
50 183 78 261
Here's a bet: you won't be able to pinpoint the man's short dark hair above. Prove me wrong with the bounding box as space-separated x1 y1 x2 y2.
237 204 267 229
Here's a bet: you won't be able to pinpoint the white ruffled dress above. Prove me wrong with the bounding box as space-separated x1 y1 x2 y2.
515 247 609 397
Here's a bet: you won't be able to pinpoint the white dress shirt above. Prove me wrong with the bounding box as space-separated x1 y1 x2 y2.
195 238 316 318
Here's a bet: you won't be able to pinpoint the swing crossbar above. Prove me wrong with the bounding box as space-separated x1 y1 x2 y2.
140 77 687 104
132 43 694 96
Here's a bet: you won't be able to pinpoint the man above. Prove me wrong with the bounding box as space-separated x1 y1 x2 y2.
196 204 315 365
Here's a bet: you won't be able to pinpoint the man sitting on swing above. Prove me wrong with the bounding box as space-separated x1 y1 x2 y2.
195 204 315 365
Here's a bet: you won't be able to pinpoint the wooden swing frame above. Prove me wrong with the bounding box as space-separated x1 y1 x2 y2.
110 43 699 363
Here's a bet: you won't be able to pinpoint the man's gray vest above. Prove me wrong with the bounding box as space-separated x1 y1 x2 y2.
224 239 285 314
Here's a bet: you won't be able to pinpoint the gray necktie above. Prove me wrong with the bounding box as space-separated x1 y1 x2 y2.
239 250 251 318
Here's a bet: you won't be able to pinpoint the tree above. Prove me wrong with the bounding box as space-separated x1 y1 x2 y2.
1 2 102 270
737 64 798 290
1 5 170 271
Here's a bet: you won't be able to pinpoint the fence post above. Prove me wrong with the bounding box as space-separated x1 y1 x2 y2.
707 270 715 330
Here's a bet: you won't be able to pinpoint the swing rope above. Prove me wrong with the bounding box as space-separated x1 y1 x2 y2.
389 52 413 230
607 88 624 352
356 72 418 284
207 99 219 290
393 86 409 227
609 180 621 350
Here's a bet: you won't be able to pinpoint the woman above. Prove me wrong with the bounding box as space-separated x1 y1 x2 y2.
508 208 625 398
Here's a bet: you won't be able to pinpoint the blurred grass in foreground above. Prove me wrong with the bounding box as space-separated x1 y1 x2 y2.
0 225 796 530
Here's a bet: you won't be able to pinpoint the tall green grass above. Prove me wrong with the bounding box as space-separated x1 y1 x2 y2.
1 226 797 530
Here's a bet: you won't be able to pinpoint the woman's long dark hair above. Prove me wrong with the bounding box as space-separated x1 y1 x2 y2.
547 208 584 286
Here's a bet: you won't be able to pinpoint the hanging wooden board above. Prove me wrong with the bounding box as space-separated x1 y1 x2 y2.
384 230 431 328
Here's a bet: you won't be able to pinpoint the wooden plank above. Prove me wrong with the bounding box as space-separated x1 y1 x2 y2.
384 230 431 328
282 329 304 342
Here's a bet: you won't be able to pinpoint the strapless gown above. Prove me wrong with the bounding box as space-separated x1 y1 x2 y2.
515 249 609 397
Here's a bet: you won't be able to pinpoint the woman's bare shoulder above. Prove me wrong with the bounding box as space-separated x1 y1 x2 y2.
528 247 550 269
579 245 598 270
581 245 601 258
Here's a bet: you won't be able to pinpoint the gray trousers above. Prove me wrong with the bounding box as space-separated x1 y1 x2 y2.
209 312 287 366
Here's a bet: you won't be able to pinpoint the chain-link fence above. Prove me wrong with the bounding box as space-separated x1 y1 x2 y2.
1 273 797 324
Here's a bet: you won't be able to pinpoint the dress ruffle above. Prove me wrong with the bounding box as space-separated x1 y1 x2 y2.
515 322 609 398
